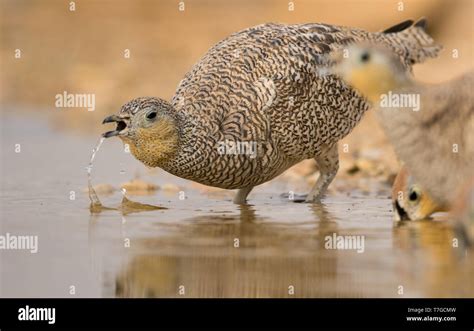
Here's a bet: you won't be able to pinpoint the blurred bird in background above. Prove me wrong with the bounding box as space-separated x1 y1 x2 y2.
334 43 473 244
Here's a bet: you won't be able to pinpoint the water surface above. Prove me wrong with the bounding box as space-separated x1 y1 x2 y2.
1 113 472 298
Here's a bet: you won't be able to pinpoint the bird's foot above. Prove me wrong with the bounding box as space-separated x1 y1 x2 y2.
233 187 253 204
280 192 311 203
304 194 324 203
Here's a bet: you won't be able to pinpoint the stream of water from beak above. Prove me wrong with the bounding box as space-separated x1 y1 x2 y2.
87 136 106 212
86 135 166 214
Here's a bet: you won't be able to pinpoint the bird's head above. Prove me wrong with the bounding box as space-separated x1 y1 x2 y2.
391 166 447 221
332 44 409 103
102 97 179 167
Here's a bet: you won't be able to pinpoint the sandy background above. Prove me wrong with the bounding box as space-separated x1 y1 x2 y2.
1 0 473 187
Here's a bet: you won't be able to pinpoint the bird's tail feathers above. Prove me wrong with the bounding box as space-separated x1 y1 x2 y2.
382 18 442 65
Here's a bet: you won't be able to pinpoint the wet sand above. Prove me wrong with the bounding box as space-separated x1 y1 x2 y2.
0 113 473 298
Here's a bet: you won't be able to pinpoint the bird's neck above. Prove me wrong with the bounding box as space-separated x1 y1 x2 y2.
123 108 190 168
156 109 197 172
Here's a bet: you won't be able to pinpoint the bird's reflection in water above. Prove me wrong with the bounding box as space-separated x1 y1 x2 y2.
393 220 474 297
114 202 353 298
309 201 339 239
101 197 472 298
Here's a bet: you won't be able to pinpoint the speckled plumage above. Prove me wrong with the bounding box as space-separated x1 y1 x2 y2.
104 19 440 203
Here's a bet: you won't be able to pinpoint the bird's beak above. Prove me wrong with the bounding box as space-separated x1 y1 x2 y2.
102 114 130 138
394 200 410 221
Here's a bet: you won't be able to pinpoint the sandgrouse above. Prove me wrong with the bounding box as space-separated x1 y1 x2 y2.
391 166 448 221
393 167 473 246
334 44 473 222
103 19 440 204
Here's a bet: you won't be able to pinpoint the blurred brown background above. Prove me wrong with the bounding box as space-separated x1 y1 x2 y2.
1 0 472 182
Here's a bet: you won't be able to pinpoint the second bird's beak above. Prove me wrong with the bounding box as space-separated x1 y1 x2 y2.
394 200 410 221
102 114 129 138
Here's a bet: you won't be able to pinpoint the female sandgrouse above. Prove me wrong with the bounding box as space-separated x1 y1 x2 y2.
103 19 440 204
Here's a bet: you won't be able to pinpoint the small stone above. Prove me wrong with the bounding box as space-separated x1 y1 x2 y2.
120 179 159 194
83 183 115 195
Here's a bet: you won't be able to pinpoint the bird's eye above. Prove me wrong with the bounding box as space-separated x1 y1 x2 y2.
360 51 370 63
146 112 157 120
408 188 420 202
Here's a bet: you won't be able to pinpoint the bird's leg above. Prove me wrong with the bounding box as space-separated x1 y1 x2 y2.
305 144 339 203
233 186 253 204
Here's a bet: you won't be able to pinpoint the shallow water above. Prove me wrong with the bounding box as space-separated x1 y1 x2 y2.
1 113 473 298
87 136 106 210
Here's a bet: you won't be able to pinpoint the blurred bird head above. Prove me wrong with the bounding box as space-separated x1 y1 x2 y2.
332 43 410 103
391 166 447 221
102 97 179 167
